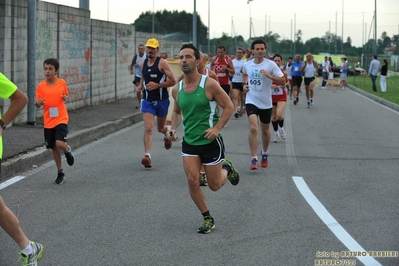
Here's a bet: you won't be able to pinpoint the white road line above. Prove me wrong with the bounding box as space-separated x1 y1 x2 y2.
0 176 26 190
0 123 143 189
293 176 382 266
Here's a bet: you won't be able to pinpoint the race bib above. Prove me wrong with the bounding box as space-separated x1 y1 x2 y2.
49 107 59 118
271 86 283 95
248 69 264 92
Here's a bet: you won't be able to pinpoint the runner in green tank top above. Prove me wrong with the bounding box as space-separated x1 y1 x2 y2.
168 44 240 234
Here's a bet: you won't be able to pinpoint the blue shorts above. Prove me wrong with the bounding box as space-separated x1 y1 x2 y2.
141 98 170 117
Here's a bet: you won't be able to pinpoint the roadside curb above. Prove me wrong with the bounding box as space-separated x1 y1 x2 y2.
2 112 143 180
348 84 399 112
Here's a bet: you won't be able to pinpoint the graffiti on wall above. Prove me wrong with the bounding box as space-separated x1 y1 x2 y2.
60 66 90 102
34 19 55 60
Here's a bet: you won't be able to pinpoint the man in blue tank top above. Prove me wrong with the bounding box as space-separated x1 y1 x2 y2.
137 38 176 168
291 54 303 105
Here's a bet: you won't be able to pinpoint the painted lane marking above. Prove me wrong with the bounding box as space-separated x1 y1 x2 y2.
293 176 382 266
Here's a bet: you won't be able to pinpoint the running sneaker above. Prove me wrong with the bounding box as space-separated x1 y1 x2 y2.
307 101 310 108
164 136 172 150
18 241 44 266
65 145 74 166
199 172 208 186
279 128 287 139
55 170 65 184
197 216 215 234
234 111 239 118
223 158 240 185
141 155 152 168
250 158 258 170
261 154 269 168
273 132 280 143
310 99 314 106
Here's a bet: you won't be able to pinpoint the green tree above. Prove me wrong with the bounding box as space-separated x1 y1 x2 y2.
134 10 208 44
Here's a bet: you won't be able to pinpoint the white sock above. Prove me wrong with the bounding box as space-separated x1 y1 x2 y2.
252 156 258 161
261 150 268 155
145 153 151 159
22 242 33 255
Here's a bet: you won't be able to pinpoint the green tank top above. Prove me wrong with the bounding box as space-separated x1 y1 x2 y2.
177 75 220 146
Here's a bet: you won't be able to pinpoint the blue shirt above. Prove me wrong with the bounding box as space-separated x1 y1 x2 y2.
292 61 303 77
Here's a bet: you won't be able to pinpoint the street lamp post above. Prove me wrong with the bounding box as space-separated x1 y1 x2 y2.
247 0 253 39
152 0 155 34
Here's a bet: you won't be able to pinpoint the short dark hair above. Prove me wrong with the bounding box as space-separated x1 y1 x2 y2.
373 55 377 59
273 54 282 61
288 57 293 60
43 58 60 70
250 38 267 50
236 47 245 53
180 43 200 60
217 45 226 51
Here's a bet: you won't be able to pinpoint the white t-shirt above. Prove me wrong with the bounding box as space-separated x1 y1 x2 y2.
231 58 245 83
242 58 284 109
322 60 330 73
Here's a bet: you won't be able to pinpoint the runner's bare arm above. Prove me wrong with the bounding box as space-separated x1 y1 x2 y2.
169 84 182 135
226 58 235 75
204 79 234 138
159 59 177 88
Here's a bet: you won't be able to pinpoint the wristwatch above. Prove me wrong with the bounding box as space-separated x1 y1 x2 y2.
0 119 6 130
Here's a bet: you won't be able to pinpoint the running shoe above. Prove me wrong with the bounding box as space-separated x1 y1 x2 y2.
164 136 172 150
279 128 287 139
199 172 208 186
307 101 310 108
197 216 215 234
250 158 258 170
55 170 65 184
310 99 314 106
18 241 44 266
273 132 280 143
261 154 269 168
65 145 74 166
141 155 152 168
223 158 240 185
234 111 239 118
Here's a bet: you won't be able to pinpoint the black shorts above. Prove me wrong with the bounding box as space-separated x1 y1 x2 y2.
182 137 225 165
304 77 315 85
292 76 303 88
44 124 68 149
245 104 272 124
232 82 244 92
220 84 230 95
132 75 141 86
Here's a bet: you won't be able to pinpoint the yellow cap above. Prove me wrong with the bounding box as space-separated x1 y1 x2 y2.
145 38 159 48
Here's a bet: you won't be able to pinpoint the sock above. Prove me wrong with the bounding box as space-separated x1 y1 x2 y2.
145 153 151 159
58 169 64 173
202 211 210 218
252 156 258 161
272 120 278 132
261 150 268 155
278 119 284 128
22 242 33 255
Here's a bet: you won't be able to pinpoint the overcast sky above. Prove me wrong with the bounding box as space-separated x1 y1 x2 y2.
45 0 398 47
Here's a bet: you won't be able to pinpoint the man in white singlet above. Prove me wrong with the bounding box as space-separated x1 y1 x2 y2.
300 53 318 108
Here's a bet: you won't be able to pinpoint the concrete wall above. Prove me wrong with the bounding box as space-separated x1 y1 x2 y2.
0 0 182 125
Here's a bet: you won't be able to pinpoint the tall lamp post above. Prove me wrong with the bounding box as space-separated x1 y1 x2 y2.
247 0 253 39
152 0 155 34
208 0 210 54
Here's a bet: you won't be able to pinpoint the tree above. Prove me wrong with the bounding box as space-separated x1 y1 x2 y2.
134 10 208 44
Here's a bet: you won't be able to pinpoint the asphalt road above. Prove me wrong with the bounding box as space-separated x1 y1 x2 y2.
0 87 398 266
